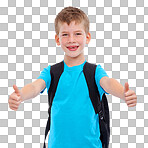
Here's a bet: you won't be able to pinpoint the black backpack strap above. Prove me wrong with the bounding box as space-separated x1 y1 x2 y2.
83 62 101 114
83 62 110 148
99 94 110 148
43 61 64 148
48 61 64 108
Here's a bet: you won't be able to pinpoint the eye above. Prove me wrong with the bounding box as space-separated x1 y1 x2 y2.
76 33 82 35
62 34 68 36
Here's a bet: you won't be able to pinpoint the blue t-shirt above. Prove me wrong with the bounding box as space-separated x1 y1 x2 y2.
37 59 109 148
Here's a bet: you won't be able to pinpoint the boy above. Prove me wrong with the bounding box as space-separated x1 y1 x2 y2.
9 6 137 148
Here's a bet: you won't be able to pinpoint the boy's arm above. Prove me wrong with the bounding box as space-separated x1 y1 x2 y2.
9 79 46 111
20 79 46 101
100 77 137 107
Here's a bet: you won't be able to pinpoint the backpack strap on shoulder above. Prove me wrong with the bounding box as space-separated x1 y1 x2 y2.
83 62 101 114
83 62 110 148
48 61 64 109
43 61 64 148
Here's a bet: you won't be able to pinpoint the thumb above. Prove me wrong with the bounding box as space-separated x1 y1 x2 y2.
124 82 129 93
13 85 20 95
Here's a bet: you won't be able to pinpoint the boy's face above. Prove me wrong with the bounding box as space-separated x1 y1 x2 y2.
55 21 91 58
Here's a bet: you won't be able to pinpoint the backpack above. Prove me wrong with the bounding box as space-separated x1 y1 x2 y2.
43 61 110 148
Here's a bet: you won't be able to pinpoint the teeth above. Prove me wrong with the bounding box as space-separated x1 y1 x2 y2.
69 46 77 48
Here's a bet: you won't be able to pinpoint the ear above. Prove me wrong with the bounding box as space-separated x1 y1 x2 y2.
86 32 91 44
55 34 60 46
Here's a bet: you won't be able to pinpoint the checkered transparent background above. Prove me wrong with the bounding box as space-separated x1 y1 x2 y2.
0 0 148 147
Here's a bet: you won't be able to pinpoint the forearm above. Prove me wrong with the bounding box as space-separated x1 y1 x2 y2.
105 78 125 100
20 83 37 101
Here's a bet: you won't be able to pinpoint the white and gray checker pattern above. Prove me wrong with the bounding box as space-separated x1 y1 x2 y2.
0 0 148 148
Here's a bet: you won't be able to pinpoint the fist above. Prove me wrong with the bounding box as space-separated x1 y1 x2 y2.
8 85 23 111
124 82 137 107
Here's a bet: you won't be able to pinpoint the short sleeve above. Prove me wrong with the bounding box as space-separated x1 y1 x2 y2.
95 64 109 100
37 65 51 94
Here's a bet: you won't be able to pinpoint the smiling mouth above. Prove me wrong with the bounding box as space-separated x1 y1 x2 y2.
67 46 79 51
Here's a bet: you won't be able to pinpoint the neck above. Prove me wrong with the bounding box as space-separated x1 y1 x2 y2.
64 53 85 67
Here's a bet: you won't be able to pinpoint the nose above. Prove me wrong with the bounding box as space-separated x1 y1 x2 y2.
68 35 75 43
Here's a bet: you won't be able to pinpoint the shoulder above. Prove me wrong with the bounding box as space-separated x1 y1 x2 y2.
44 65 51 71
95 64 106 75
95 64 109 81
39 65 51 75
96 64 104 70
84 62 106 76
37 65 51 79
85 62 103 70
50 61 64 71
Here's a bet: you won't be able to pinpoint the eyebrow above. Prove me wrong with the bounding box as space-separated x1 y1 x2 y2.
61 30 83 34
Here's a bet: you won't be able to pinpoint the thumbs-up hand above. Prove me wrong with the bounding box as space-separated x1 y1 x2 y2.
8 85 23 111
124 82 137 107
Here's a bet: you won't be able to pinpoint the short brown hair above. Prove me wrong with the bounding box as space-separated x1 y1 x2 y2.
54 6 90 35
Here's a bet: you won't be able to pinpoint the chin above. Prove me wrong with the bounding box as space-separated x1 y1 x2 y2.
65 53 81 58
64 48 84 58
66 55 78 58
